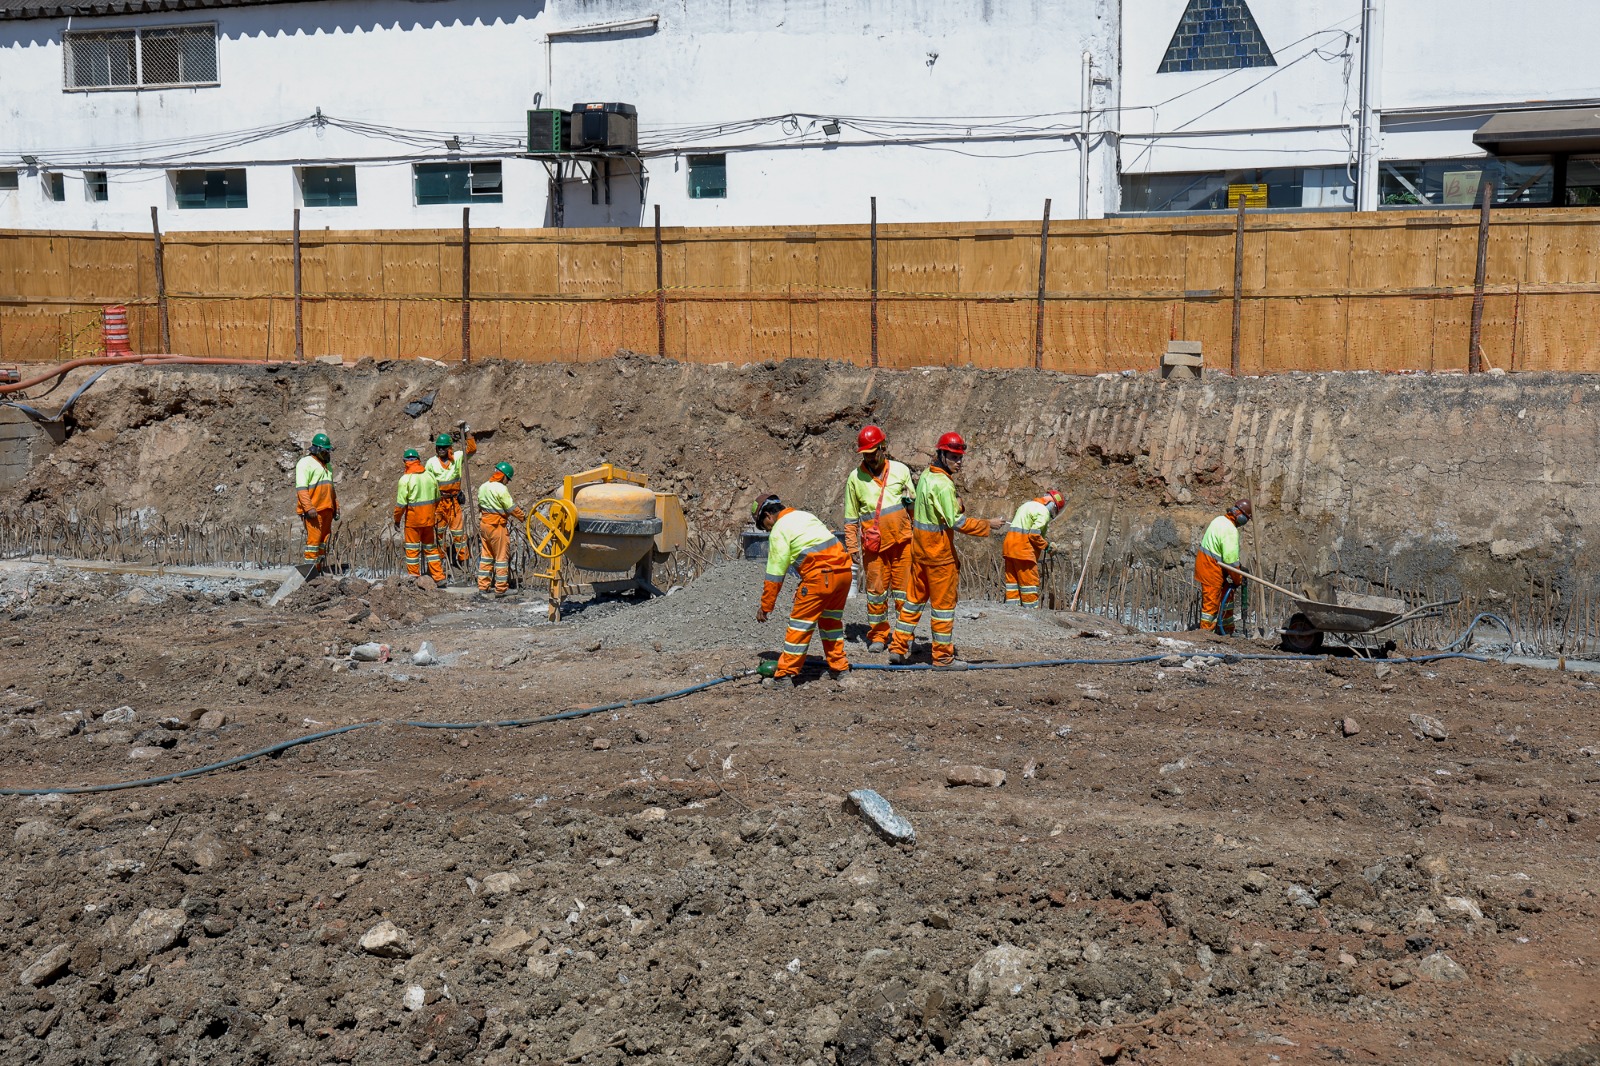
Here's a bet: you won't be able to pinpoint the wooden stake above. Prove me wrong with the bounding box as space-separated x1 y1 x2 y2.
1468 178 1494 374
1035 198 1051 370
654 203 666 359
1070 522 1099 612
1231 197 1245 374
869 196 879 368
460 207 472 364
150 206 170 354
292 208 304 362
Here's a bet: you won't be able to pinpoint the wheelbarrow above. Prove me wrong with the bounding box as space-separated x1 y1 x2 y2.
1279 589 1460 654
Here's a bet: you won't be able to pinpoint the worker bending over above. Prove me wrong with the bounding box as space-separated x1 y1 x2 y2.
427 431 477 568
889 432 994 668
394 448 447 584
476 462 526 597
843 425 915 652
1195 499 1251 633
293 433 338 574
753 494 853 685
1003 488 1064 607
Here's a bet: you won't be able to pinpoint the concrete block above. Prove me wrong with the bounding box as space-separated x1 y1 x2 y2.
1166 340 1204 355
1161 363 1201 382
1161 351 1204 368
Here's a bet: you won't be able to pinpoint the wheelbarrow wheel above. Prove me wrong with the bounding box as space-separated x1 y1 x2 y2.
1281 613 1324 654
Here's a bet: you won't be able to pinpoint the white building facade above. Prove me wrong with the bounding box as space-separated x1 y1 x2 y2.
0 0 1596 231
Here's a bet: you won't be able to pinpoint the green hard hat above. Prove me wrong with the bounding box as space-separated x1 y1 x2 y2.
311 433 332 451
434 433 453 448
494 461 514 480
403 448 420 461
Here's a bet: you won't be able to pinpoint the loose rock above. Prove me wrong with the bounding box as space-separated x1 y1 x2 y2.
1418 952 1468 981
19 943 72 987
359 920 415 958
847 788 916 844
1410 713 1449 740
1342 717 1361 736
946 764 1006 788
967 943 1038 1004
123 908 187 957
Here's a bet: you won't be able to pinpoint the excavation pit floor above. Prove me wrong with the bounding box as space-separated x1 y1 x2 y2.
1 560 1598 1066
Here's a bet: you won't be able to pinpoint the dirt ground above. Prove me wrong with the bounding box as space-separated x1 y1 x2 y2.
2 558 1599 1066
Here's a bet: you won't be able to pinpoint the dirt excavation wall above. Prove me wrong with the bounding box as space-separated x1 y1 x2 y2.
4 358 1598 648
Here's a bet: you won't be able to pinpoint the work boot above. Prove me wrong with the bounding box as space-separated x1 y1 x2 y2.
868 641 887 653
828 668 850 682
766 676 795 690
932 659 971 671
888 652 909 665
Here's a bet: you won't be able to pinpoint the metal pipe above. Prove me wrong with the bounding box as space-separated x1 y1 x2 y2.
1034 198 1051 370
1469 178 1495 373
1355 0 1384 211
1079 51 1094 220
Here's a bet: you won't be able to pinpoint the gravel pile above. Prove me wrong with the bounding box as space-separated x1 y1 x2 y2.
568 559 805 653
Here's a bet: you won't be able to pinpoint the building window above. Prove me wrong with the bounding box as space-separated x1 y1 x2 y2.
1379 157 1554 207
1120 168 1352 213
1158 0 1275 73
65 25 217 90
413 161 502 205
173 168 247 209
85 171 109 202
0 170 18 191
301 166 358 207
45 173 65 202
1566 156 1600 205
687 154 727 199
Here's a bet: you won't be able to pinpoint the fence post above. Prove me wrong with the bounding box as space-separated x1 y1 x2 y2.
292 208 304 362
150 206 170 354
869 196 879 368
460 207 472 364
655 204 666 359
1034 198 1051 370
1468 179 1495 374
1231 198 1245 375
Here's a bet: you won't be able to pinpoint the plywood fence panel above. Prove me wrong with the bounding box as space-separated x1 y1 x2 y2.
881 236 962 368
816 237 868 365
1346 223 1441 371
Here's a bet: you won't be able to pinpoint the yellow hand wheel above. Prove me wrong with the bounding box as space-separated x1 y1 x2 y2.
525 497 577 560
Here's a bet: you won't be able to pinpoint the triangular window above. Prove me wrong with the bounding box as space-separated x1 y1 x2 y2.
1158 0 1276 73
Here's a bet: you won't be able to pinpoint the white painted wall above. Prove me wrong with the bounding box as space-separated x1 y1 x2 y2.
0 0 1117 231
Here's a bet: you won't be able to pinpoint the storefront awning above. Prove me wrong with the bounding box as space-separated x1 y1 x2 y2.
1474 108 1600 155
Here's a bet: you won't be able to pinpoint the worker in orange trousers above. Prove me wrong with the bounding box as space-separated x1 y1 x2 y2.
753 493 853 684
1002 488 1064 607
427 430 477 568
394 448 446 583
844 424 916 651
1195 499 1252 633
294 432 338 573
476 462 526 597
889 432 996 668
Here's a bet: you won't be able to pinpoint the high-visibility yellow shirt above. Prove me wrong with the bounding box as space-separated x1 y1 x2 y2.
425 449 466 492
294 455 336 513
1009 498 1052 535
765 508 841 580
1200 515 1240 565
396 469 440 507
913 467 967 533
477 480 517 515
843 460 914 523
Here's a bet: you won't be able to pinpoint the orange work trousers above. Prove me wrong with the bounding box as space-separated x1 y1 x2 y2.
889 559 961 665
405 521 446 582
1004 557 1041 606
775 567 852 678
1194 553 1236 633
477 515 511 593
436 492 469 566
300 508 335 571
862 540 911 646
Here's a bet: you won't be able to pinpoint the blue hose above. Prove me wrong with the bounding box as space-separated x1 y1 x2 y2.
0 608 1512 797
0 672 752 797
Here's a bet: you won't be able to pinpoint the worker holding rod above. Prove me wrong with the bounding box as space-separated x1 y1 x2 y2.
1195 499 1251 633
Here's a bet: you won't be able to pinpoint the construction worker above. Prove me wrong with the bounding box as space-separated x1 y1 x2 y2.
888 432 995 668
293 432 338 574
393 448 447 584
1003 488 1064 607
477 462 526 597
843 425 915 652
753 493 852 685
427 430 477 568
1195 499 1252 633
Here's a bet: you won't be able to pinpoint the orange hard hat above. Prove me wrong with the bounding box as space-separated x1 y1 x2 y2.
936 431 967 455
856 425 886 452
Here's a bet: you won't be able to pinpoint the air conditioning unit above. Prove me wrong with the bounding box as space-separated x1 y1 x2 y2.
527 108 571 154
571 102 638 151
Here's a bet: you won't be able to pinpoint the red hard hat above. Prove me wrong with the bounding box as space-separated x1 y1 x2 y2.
1044 489 1065 510
937 431 967 455
856 425 886 452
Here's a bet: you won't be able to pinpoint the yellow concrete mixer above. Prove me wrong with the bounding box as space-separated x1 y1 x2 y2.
523 464 687 620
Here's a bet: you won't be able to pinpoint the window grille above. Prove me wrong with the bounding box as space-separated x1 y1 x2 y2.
65 25 216 90
1158 0 1275 73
